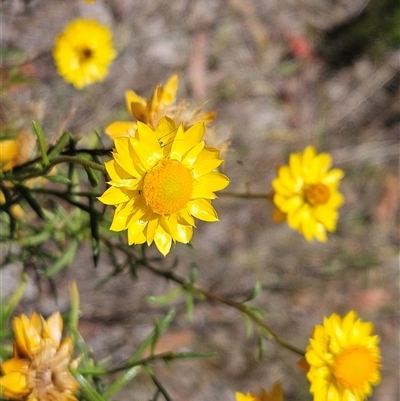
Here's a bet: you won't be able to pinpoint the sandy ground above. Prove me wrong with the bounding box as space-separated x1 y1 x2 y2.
1 0 399 400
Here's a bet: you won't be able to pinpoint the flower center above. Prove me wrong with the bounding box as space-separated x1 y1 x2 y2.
303 183 330 205
78 47 93 63
333 346 378 389
143 159 193 215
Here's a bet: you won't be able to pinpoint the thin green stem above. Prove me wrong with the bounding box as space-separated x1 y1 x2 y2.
7 155 106 182
109 246 305 357
220 191 274 201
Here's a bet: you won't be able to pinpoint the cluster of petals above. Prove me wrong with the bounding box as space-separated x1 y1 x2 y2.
272 146 344 242
53 18 116 89
98 117 229 255
236 381 284 401
106 74 216 138
305 310 381 401
0 312 80 401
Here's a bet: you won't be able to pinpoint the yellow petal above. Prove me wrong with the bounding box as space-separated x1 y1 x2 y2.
113 150 141 178
154 225 172 256
145 218 159 245
162 74 179 104
125 90 147 121
175 223 193 243
182 123 205 155
127 219 148 245
187 199 218 222
98 187 132 205
105 122 137 139
0 371 29 397
192 158 223 178
42 312 63 348
181 141 205 168
105 159 131 180
195 172 229 192
170 125 185 161
1 358 29 375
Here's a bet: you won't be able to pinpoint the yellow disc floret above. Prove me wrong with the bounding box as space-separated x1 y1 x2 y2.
333 346 378 390
143 159 194 215
303 183 330 206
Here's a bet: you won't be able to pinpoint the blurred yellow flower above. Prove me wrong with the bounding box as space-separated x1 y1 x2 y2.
0 312 80 401
236 382 284 401
98 117 229 255
0 131 34 172
306 311 381 401
53 18 116 89
272 146 344 242
106 74 216 139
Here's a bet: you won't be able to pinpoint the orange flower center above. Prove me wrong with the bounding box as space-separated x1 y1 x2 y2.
143 159 193 215
303 183 330 205
333 346 378 389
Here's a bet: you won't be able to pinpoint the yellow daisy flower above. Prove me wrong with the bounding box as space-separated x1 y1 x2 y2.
305 311 382 401
105 74 219 143
98 117 229 256
0 131 35 172
53 18 116 89
0 312 80 401
272 146 344 242
236 382 284 401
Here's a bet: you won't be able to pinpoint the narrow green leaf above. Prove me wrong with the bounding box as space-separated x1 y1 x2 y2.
84 166 99 187
69 370 107 401
241 312 254 338
247 280 262 301
44 174 71 184
32 120 49 167
189 263 198 284
45 240 78 277
88 198 100 267
128 309 175 363
102 366 141 398
47 131 71 160
17 185 46 220
185 290 194 321
0 273 27 327
145 288 182 305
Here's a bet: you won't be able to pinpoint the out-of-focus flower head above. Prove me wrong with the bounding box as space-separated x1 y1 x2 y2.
305 310 381 401
236 382 284 401
272 145 344 242
105 75 229 157
53 18 116 89
0 130 35 172
0 312 80 401
98 117 229 256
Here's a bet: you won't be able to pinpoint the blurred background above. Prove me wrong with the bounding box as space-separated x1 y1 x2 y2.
1 0 399 400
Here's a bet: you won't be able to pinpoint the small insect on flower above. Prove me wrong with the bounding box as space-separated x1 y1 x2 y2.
98 117 229 256
236 381 284 401
305 310 382 401
0 312 81 401
53 18 116 89
272 145 344 242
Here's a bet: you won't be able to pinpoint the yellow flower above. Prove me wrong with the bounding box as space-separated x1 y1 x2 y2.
0 312 80 401
53 18 116 89
0 131 35 172
236 382 284 401
305 311 382 401
272 146 344 242
98 117 229 255
106 74 216 139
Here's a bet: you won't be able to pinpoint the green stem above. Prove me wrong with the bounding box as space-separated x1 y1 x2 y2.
220 191 274 201
8 155 106 182
111 245 305 357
